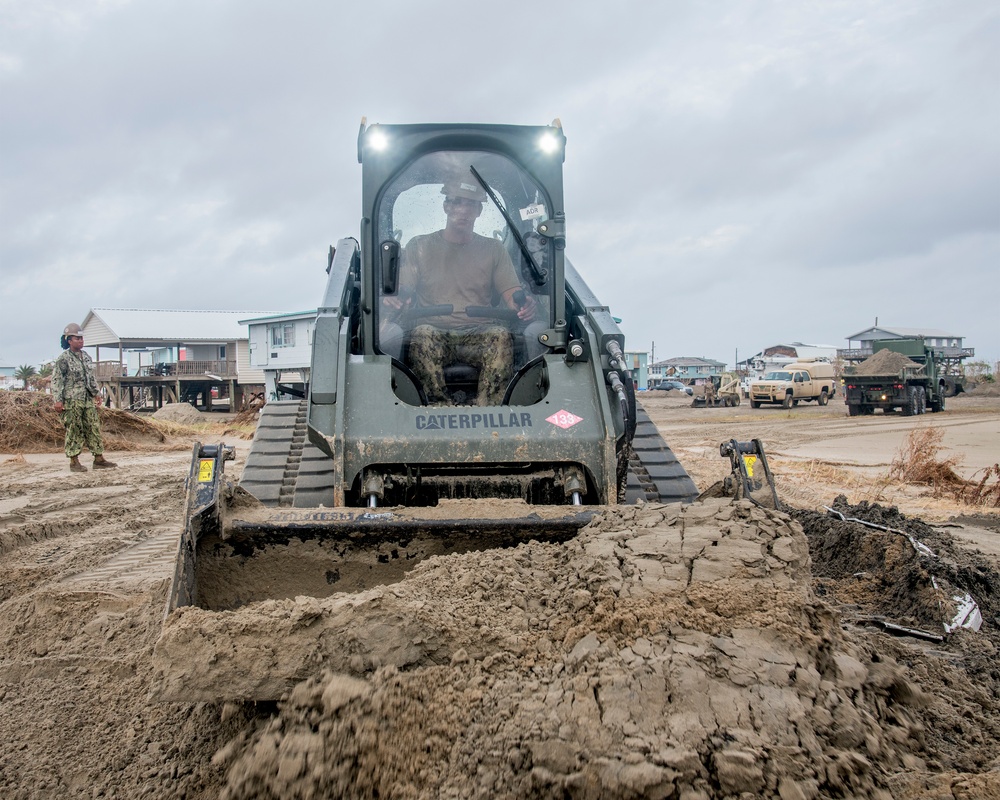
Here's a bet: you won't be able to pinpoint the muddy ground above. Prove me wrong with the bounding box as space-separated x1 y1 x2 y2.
1 393 999 799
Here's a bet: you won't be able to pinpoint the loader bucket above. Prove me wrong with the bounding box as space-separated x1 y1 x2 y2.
165 442 595 616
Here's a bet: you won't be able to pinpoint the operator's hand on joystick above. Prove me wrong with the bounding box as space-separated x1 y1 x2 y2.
511 289 536 322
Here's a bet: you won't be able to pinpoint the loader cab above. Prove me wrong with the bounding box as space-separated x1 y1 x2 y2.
361 125 566 407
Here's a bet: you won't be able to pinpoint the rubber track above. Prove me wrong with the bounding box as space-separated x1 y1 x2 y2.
625 399 699 504
240 399 697 507
240 400 336 508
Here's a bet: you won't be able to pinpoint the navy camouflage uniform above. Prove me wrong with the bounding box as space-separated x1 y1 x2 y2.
52 349 106 458
409 324 513 406
397 226 523 407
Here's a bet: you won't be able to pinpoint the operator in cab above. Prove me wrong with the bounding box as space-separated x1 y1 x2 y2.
385 177 537 406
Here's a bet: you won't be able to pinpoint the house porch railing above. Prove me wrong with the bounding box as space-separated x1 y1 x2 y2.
96 360 238 379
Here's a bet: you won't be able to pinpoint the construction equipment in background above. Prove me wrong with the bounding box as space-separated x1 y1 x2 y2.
691 372 742 407
719 439 781 509
157 122 699 700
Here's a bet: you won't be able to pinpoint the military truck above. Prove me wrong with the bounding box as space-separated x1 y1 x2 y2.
749 361 836 408
843 338 958 416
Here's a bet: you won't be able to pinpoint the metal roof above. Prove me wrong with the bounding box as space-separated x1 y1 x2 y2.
653 356 726 368
238 310 317 325
846 325 962 340
82 308 279 346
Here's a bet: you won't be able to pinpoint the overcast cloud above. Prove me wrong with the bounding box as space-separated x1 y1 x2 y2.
1 0 997 370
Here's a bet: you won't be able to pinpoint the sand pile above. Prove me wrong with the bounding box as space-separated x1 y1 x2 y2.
852 350 922 376
967 382 1000 397
153 499 960 799
152 402 205 424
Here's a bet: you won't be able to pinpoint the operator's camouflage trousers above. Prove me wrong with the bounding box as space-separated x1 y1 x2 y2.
60 399 105 458
409 325 513 406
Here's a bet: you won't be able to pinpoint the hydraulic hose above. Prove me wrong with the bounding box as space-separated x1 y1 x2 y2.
608 360 637 502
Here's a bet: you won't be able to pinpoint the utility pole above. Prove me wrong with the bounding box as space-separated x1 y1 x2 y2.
651 341 655 364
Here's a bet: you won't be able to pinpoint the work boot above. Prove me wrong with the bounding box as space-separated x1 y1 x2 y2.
69 456 87 473
93 454 118 469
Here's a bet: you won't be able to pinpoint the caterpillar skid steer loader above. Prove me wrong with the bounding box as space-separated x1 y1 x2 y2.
158 122 696 696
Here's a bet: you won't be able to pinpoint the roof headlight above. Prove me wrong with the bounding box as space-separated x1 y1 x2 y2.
367 129 389 152
538 131 560 154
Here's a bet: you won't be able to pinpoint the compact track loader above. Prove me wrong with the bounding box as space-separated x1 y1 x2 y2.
691 372 741 408
162 122 697 652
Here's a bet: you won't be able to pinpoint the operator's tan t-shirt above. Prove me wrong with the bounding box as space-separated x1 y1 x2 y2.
401 231 520 330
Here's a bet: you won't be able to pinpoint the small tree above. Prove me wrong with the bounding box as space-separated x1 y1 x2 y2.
29 365 52 391
14 364 36 389
964 360 995 384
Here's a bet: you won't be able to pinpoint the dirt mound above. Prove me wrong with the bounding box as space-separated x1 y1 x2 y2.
0 390 166 452
150 499 966 799
152 402 204 424
966 382 1000 397
792 497 1000 780
794 497 1000 638
852 349 922 376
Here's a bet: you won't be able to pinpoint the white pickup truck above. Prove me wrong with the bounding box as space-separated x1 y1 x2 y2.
749 362 836 409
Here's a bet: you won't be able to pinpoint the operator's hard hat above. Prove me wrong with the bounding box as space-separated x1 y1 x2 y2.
63 322 83 336
441 178 487 202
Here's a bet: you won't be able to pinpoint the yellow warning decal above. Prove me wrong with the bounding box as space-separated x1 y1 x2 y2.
198 459 214 483
742 455 757 478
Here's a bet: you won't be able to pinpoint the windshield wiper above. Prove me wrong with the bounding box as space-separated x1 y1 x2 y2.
468 165 547 286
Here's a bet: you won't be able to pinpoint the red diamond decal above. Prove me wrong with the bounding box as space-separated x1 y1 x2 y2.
546 410 583 429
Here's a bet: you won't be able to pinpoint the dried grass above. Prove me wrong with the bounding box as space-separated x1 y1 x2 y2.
0 390 171 453
887 427 965 490
961 464 1000 508
218 398 263 440
779 459 866 488
221 423 257 441
885 427 999 507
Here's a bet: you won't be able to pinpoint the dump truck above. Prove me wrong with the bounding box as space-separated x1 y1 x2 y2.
749 360 836 408
156 122 698 700
844 338 956 416
690 372 741 407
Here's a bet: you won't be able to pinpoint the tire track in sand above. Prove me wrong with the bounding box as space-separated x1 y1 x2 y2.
59 526 180 590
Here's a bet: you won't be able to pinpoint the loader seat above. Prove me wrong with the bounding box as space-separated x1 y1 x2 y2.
388 311 546 406
441 341 484 398
439 322 545 399
442 364 482 402
419 335 512 405
443 363 481 384
404 329 531 406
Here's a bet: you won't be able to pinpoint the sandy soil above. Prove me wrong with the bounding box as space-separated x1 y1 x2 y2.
1 394 999 799
643 391 1000 522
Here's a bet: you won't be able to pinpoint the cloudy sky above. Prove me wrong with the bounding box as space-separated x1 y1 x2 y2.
2 0 997 370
